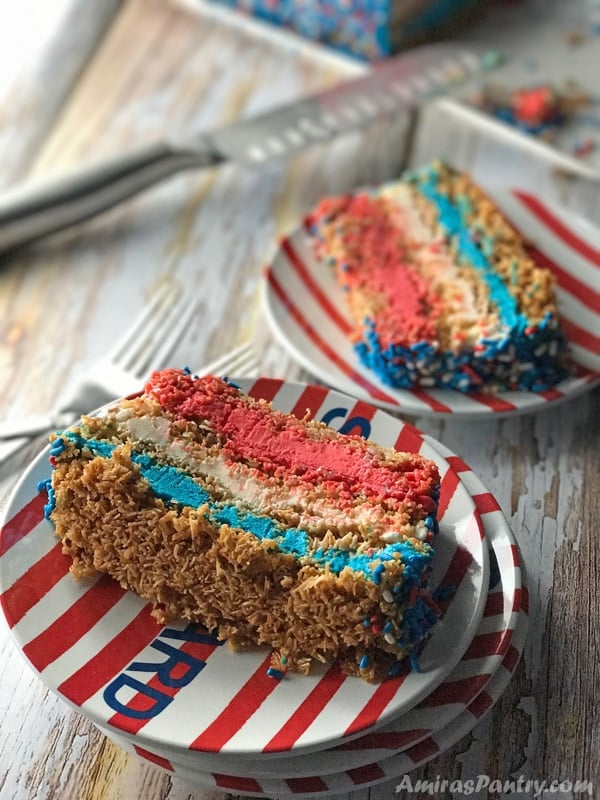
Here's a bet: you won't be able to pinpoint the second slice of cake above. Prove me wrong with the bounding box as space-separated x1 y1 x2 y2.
309 161 570 393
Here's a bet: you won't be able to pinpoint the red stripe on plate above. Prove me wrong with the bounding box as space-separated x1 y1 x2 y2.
262 665 346 753
526 245 600 313
133 745 173 771
0 542 70 628
286 776 330 793
472 493 501 514
510 544 520 568
420 673 489 708
512 587 522 613
281 236 353 335
267 270 400 405
436 468 460 520
57 605 160 706
393 425 423 454
335 729 430 752
348 399 377 421
190 653 276 752
107 639 220 736
445 455 470 473
343 672 408 738
464 392 518 413
0 492 46 557
463 629 512 660
290 384 330 421
561 318 600 355
521 585 529 615
408 389 452 413
468 689 494 719
514 190 600 268
502 644 520 673
435 546 475 615
473 511 486 541
406 736 440 762
537 387 565 401
246 378 285 403
213 774 264 792
347 763 386 784
483 591 506 617
22 575 126 671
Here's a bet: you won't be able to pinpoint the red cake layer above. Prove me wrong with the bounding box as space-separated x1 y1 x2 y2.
311 193 444 348
146 371 437 510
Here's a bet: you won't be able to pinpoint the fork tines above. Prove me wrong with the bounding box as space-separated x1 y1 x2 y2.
110 284 198 378
198 343 259 379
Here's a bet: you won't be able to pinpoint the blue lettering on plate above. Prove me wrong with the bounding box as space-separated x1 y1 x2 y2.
103 674 173 720
321 406 371 438
128 639 206 689
102 624 223 720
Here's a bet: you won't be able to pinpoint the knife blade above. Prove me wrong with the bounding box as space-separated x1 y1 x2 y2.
0 43 484 253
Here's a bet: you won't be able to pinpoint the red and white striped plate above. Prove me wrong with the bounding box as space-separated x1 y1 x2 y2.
263 187 600 418
0 380 488 759
103 452 522 780
102 460 527 796
114 609 529 797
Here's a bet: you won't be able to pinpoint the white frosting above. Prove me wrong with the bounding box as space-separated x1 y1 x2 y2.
125 415 170 443
116 413 428 543
380 183 497 346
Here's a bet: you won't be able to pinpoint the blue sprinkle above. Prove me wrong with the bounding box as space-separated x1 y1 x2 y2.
388 660 404 677
409 652 421 673
372 562 385 585
362 618 371 627
410 341 431 352
221 376 241 390
49 438 66 456
359 654 370 670
267 667 285 680
383 620 394 634
182 366 192 376
432 584 457 602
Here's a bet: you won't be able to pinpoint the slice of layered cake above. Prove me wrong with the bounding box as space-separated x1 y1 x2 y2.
43 370 441 681
309 161 569 393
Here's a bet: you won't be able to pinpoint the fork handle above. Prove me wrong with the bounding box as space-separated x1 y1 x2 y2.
0 139 224 253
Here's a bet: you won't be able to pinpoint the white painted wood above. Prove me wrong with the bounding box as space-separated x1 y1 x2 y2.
0 0 598 798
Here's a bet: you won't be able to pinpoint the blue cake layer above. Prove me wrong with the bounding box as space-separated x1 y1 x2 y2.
45 432 435 586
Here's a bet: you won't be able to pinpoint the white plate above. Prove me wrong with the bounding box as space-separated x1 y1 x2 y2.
0 379 488 759
116 608 529 798
263 186 600 418
104 465 528 796
107 447 522 780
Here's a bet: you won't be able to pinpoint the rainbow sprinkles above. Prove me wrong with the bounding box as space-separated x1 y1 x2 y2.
43 370 442 682
309 161 570 393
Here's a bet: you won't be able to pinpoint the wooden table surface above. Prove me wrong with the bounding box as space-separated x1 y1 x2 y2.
0 2 598 798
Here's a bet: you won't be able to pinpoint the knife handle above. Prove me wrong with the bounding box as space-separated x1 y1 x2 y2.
0 139 222 253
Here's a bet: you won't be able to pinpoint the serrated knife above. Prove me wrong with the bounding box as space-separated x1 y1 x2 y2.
0 43 484 253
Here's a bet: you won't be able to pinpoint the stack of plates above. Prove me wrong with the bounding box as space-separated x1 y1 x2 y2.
0 379 528 797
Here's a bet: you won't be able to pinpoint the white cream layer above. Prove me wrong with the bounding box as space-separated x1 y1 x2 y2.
111 411 429 543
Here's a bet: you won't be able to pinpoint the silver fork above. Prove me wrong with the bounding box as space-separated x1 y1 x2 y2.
0 340 260 463
195 342 259 382
0 283 198 442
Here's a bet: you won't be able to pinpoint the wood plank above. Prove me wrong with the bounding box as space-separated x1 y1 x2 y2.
0 0 122 188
